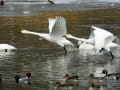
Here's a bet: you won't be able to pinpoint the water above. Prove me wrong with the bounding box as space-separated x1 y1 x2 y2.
0 3 120 90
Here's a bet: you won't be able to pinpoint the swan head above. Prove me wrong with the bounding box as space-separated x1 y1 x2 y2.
21 29 28 33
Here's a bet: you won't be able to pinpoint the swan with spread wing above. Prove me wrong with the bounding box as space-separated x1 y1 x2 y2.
91 26 120 58
21 16 74 54
65 26 120 58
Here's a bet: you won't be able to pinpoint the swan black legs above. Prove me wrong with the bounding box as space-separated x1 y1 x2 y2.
99 48 114 59
5 49 7 52
63 46 67 55
109 51 114 59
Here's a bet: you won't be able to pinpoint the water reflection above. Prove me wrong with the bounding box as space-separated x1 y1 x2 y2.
0 3 120 90
0 47 119 90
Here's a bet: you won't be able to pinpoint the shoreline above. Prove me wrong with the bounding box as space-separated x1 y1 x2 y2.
0 2 120 16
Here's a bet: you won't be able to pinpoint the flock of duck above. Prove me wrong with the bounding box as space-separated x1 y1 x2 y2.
0 16 120 89
0 70 119 89
54 69 120 90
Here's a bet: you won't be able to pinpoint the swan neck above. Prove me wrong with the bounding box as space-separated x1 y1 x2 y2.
24 31 42 37
68 35 94 45
69 35 80 41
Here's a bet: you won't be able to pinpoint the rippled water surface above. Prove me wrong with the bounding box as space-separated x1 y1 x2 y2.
0 3 120 90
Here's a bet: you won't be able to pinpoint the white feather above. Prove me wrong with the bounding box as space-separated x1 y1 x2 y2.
65 26 120 56
92 26 120 57
50 16 67 37
0 44 16 50
21 16 73 48
48 18 56 34
92 26 116 52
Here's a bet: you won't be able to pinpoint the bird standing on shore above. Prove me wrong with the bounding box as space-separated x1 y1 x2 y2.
48 0 55 4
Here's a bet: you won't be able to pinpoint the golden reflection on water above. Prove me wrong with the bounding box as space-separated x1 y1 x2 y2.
0 8 120 90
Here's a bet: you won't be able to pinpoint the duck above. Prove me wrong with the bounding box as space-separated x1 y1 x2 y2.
89 68 106 79
102 69 120 80
88 73 104 85
14 72 31 85
88 67 107 84
55 81 73 90
63 74 79 86
89 83 105 90
89 83 98 90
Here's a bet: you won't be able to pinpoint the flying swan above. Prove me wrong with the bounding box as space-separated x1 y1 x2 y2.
21 16 74 54
65 26 120 58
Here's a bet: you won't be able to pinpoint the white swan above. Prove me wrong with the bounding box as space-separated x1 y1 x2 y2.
0 44 16 52
21 16 74 54
65 34 95 50
65 26 120 58
91 26 120 58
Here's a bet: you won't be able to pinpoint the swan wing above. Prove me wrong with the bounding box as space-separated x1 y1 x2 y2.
49 16 67 37
94 32 105 51
89 27 95 39
93 26 114 51
91 26 113 36
104 36 115 46
48 18 56 34
104 36 120 50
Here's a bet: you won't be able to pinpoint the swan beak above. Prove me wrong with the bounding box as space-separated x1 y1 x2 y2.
21 29 26 33
21 29 24 33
